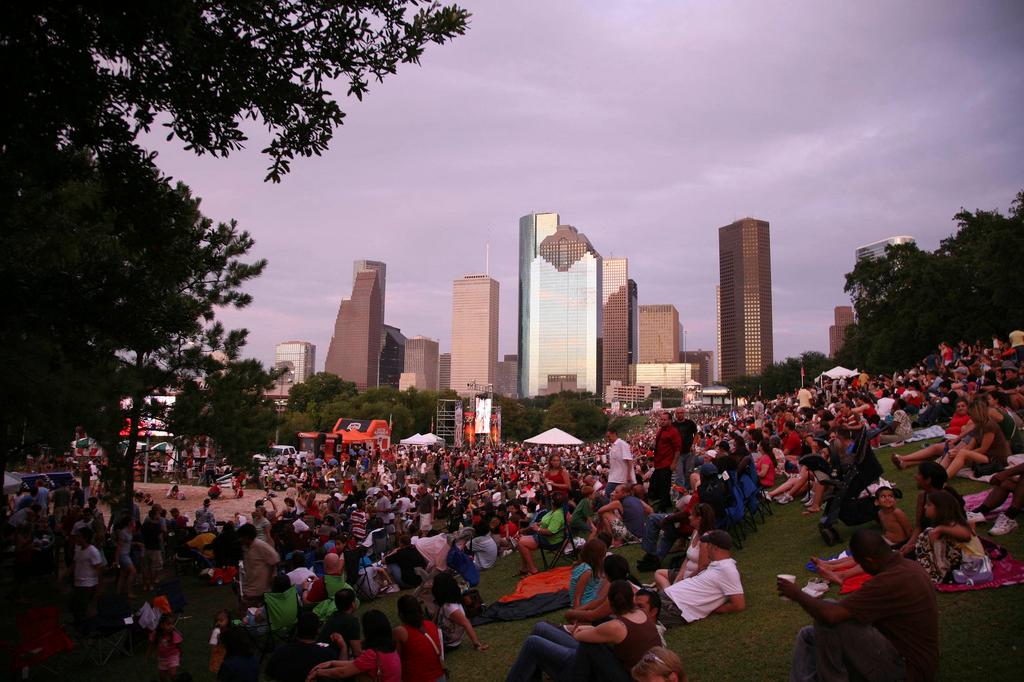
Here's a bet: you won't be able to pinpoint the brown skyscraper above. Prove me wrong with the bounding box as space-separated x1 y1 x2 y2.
602 258 630 390
403 336 439 390
679 349 714 387
718 218 773 381
829 306 855 357
639 304 679 363
324 268 384 390
439 353 451 391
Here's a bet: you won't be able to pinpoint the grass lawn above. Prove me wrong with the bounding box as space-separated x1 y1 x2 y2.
3 438 1022 680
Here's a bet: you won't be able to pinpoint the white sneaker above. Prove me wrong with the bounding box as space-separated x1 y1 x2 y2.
965 511 987 524
990 513 1019 536
775 494 793 505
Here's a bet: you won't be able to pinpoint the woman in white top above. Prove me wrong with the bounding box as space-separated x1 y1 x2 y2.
652 502 717 587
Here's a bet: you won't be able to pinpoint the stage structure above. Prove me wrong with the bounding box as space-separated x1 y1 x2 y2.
436 399 463 448
435 398 501 448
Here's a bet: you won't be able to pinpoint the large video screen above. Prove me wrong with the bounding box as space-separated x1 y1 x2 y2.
474 397 492 435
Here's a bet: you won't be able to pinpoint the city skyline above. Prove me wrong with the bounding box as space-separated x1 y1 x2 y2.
140 2 1023 372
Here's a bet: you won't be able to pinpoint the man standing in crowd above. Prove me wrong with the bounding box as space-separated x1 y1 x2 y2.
71 527 104 624
650 412 681 512
238 523 280 607
605 425 635 497
416 484 434 535
779 528 938 681
672 408 698 490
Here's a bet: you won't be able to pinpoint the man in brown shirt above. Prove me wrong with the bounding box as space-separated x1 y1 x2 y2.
779 528 938 681
238 523 280 608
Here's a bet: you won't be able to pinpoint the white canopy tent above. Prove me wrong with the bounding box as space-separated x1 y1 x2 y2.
524 427 583 446
399 433 443 447
816 366 860 382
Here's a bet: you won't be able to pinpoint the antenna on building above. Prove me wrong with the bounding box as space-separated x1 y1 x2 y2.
485 240 490 276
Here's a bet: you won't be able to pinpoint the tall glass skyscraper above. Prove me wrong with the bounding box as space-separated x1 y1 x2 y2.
518 212 560 397
519 220 603 397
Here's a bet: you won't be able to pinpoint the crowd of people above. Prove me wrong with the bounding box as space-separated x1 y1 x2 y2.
3 329 1023 680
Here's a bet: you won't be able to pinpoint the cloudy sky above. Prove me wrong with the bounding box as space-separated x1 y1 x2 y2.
146 0 1024 373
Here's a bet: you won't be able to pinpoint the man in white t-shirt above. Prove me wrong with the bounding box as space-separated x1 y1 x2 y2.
875 391 896 420
71 527 105 623
605 425 635 497
654 529 745 627
797 386 813 411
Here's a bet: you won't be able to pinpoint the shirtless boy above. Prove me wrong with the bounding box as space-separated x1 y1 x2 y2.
813 487 911 584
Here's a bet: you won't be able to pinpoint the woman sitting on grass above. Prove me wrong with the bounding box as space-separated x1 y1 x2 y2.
565 554 639 624
306 610 402 682
938 397 1011 478
430 572 489 652
566 580 664 682
392 596 445 682
507 580 662 682
765 436 829 504
893 399 971 470
652 503 716 588
914 490 983 583
570 538 607 608
756 440 777 489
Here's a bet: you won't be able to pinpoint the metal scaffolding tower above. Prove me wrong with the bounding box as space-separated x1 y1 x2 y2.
435 399 462 448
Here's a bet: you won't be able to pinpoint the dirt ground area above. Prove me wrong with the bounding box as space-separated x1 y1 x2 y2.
125 481 328 522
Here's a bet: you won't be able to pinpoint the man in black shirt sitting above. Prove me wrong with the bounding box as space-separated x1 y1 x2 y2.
385 535 427 588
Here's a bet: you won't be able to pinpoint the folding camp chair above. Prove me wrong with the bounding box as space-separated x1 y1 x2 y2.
737 467 764 530
366 528 389 561
313 574 359 619
249 586 300 659
537 506 576 570
76 594 134 664
721 479 747 550
156 579 188 618
0 607 75 677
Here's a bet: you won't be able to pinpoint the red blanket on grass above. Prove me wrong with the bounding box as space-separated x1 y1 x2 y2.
839 551 1024 593
498 566 574 602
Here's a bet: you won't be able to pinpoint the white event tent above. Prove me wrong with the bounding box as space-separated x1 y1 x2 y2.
524 427 583 446
816 366 860 382
399 433 444 447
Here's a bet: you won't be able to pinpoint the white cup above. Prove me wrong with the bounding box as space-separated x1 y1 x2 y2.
777 574 796 600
